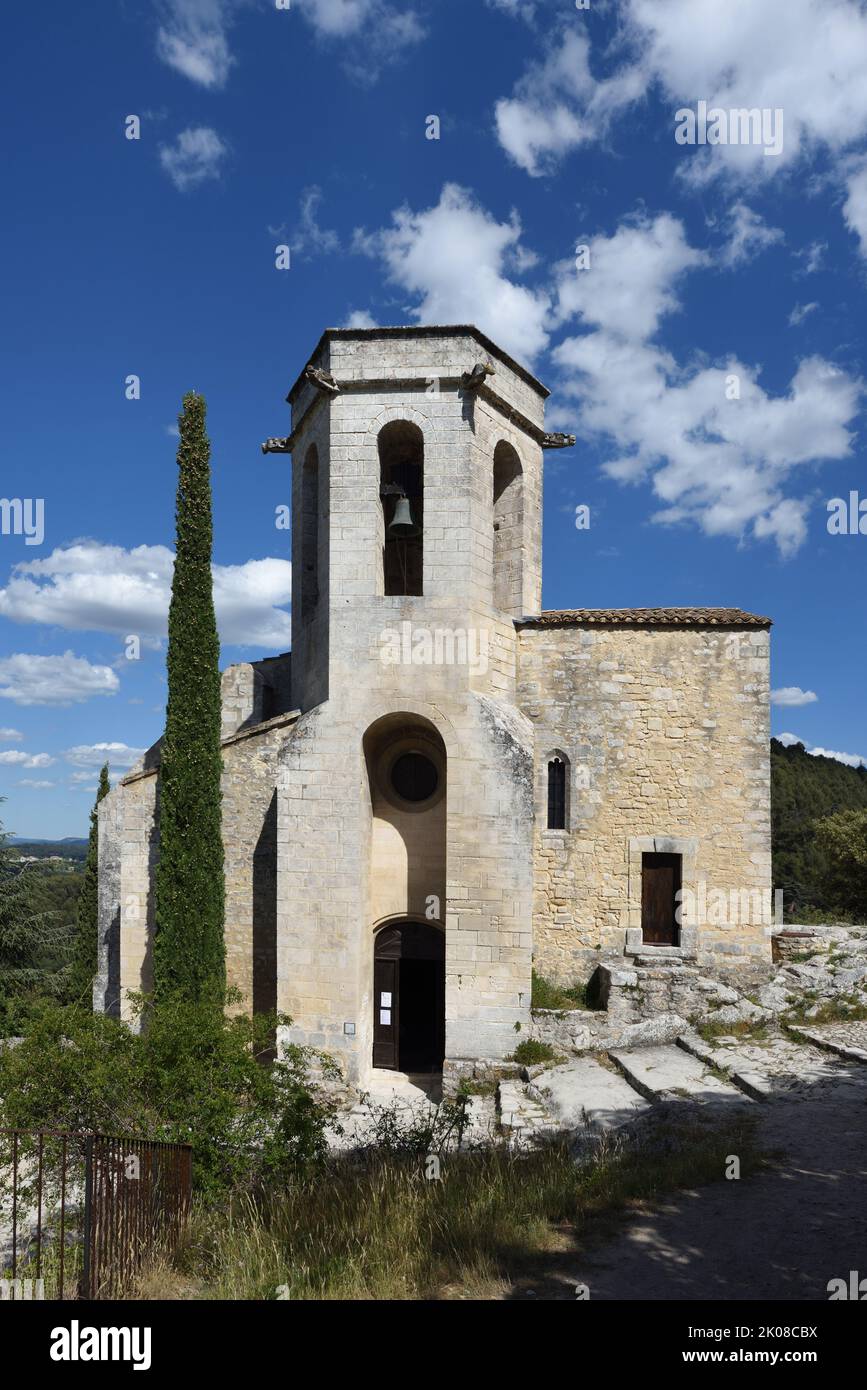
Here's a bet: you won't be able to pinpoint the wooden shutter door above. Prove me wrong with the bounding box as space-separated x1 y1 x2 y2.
373 957 398 1069
641 853 681 946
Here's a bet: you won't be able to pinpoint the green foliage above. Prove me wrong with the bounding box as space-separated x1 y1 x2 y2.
357 1095 469 1157
531 969 589 1011
154 392 225 1007
509 1038 557 1065
813 808 867 920
0 993 338 1202
69 763 110 1008
771 738 867 920
0 807 75 1034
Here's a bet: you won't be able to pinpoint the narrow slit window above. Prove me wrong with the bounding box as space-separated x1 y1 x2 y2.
547 758 566 830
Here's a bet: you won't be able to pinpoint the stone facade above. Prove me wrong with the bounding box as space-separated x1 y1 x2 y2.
518 616 772 982
97 324 772 1085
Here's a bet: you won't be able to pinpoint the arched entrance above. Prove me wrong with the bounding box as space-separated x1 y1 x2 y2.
373 921 445 1073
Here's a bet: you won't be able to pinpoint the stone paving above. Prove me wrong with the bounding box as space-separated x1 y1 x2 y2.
790 1018 867 1061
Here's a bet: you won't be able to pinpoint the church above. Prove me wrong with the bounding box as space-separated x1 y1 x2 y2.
96 325 773 1087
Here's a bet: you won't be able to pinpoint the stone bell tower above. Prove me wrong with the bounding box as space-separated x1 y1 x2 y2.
262 325 570 1085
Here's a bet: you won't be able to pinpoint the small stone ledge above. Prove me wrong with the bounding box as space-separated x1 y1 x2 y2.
441 1056 524 1098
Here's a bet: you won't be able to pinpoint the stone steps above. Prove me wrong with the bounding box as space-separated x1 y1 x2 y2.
336 1027 862 1154
528 1056 651 1132
497 1079 554 1140
675 1033 774 1100
607 1043 751 1106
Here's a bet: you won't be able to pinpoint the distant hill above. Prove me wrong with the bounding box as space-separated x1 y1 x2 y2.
8 838 89 861
772 738 867 917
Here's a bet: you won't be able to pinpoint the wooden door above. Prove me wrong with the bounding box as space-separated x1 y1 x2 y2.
641 853 681 946
373 957 398 1069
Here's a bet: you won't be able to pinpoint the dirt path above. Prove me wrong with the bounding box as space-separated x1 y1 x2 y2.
508 1055 867 1301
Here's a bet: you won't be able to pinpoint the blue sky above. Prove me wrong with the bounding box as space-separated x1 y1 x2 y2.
2 0 866 837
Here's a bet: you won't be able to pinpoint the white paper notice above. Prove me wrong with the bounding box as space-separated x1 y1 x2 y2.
380 992 392 1007
379 1009 391 1026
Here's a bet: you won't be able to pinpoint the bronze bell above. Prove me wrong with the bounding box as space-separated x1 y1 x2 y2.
388 494 420 538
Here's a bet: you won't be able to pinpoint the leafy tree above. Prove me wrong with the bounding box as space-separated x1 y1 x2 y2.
69 762 110 1007
771 738 867 919
0 994 338 1200
814 808 867 920
154 392 225 1007
0 806 73 1034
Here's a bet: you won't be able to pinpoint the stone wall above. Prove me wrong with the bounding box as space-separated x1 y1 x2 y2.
99 704 299 1023
518 620 772 981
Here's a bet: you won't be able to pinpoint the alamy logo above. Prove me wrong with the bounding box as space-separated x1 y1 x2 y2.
0 497 44 545
827 1271 867 1300
675 101 784 157
49 1320 152 1370
0 1278 44 1300
827 491 867 535
379 621 489 676
676 883 783 927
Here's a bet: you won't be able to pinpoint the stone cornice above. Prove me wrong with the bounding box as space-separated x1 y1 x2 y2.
120 710 301 785
263 377 573 455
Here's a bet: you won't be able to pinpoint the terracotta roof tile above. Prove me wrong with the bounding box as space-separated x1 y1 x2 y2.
517 607 771 629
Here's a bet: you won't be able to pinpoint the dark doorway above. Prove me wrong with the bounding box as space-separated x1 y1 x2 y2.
641 852 682 946
373 921 445 1073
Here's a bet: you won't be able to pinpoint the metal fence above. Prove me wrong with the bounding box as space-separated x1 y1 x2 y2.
1 1130 192 1299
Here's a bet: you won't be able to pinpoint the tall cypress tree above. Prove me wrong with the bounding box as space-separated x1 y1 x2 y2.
69 762 111 1008
153 392 225 1006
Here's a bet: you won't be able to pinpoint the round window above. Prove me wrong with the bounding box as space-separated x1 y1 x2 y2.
390 751 439 803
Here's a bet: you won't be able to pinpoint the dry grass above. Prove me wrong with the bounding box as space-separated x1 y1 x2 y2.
158 1114 762 1301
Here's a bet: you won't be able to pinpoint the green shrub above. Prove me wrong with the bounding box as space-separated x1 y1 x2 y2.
531 969 589 1011
509 1039 556 1065
0 993 338 1202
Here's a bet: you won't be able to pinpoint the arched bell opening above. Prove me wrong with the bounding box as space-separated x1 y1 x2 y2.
379 420 424 596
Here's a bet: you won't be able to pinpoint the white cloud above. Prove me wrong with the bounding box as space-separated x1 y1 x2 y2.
494 30 607 177
843 157 867 257
356 183 551 363
778 732 866 768
0 653 120 707
771 687 818 707
494 0 867 244
0 542 292 650
554 211 707 339
64 743 145 772
552 212 863 555
794 241 827 276
155 0 235 88
344 309 378 328
0 750 56 768
17 779 55 789
720 203 784 268
485 0 536 17
0 728 23 742
299 0 379 36
789 302 819 326
809 745 867 769
296 0 425 79
288 186 341 258
159 127 229 192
